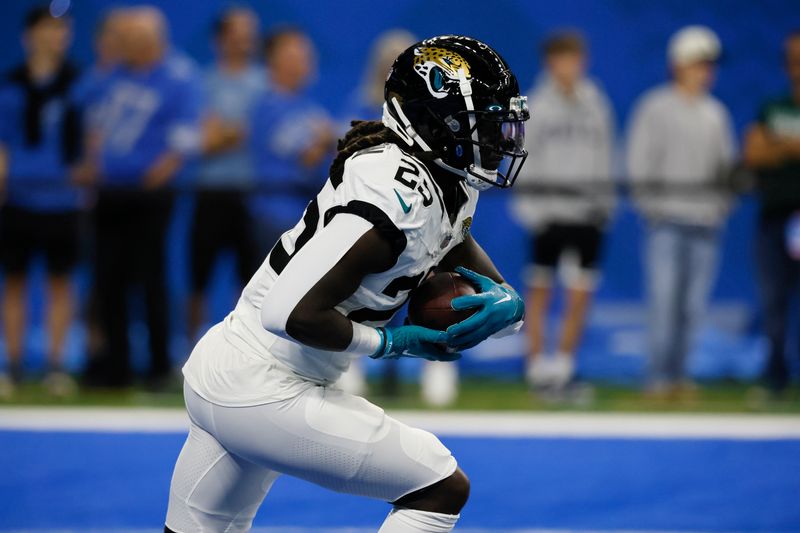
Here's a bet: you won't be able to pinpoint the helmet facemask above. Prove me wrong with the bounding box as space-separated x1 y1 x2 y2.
438 95 529 190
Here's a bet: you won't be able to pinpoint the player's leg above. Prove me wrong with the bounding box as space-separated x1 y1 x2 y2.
205 385 466 531
1 274 27 384
525 226 557 387
552 224 603 388
645 223 684 394
165 383 279 533
229 191 259 287
166 428 278 533
43 274 75 395
0 206 33 386
420 359 458 407
87 192 133 387
141 191 173 384
188 191 222 342
42 212 80 396
679 226 720 389
382 467 469 531
756 218 800 395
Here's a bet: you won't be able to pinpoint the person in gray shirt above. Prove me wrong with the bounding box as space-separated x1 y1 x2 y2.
189 7 266 342
627 26 736 398
510 31 615 390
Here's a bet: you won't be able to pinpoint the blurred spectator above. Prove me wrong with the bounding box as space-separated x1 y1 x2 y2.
336 29 416 399
71 8 127 362
188 7 265 341
627 26 736 398
83 7 202 388
743 31 800 396
248 26 335 253
0 6 82 398
72 8 126 176
511 31 615 391
339 29 416 124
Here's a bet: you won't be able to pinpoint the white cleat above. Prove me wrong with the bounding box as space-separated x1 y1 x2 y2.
43 371 78 399
421 360 458 407
549 353 575 389
0 373 14 401
525 356 553 389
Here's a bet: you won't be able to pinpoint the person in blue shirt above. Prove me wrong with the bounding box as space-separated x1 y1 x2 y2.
248 26 336 255
83 7 202 389
0 7 83 398
71 8 126 181
188 7 265 342
69 7 130 383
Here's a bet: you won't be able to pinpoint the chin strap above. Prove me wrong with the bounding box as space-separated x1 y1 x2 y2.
457 68 498 191
382 98 433 152
457 68 481 171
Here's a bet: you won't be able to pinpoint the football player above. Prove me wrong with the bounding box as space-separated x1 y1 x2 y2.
166 35 528 533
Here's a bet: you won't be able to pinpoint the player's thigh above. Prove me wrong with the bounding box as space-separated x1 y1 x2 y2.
167 420 278 532
0 206 35 275
532 224 561 270
572 224 603 270
564 223 603 290
41 212 81 276
211 386 457 502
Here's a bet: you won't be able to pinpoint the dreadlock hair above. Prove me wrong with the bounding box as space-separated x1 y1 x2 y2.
329 120 409 183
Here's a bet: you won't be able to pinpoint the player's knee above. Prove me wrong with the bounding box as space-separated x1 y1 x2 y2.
394 467 470 515
443 467 470 512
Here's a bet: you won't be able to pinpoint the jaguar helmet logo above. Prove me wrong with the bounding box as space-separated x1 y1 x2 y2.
413 47 471 99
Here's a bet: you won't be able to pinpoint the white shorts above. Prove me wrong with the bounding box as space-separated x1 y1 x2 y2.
166 382 457 533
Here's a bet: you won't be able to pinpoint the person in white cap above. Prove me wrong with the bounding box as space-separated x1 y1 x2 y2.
626 25 737 399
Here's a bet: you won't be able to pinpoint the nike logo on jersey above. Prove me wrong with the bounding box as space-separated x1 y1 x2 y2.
394 189 412 214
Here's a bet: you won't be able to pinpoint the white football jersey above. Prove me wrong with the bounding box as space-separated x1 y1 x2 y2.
186 142 478 401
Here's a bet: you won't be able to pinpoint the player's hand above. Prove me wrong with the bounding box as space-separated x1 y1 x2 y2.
446 266 524 351
371 325 460 362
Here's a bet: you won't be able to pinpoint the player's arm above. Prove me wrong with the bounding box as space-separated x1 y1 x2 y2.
144 77 203 189
143 151 184 190
285 222 395 350
260 213 456 361
437 233 505 284
437 234 525 350
201 114 245 156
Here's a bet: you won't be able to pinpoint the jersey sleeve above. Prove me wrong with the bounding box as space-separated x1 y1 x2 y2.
328 144 431 260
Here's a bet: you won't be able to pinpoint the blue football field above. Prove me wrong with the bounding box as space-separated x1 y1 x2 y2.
1 409 799 533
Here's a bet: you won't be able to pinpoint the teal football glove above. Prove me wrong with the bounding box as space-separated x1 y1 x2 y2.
446 266 525 351
370 325 460 362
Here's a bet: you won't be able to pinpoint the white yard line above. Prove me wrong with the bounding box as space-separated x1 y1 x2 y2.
1 407 800 440
0 527 712 533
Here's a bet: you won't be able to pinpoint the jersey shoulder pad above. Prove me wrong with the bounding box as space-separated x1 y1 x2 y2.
338 143 433 232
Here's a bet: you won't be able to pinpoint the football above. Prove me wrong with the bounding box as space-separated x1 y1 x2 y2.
407 272 478 331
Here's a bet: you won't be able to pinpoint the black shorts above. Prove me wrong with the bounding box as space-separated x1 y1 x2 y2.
190 190 257 292
0 206 82 275
532 223 603 271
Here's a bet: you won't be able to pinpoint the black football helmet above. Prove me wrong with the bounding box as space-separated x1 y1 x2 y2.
383 35 529 190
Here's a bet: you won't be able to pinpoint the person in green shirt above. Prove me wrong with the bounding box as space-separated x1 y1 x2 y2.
744 30 800 395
